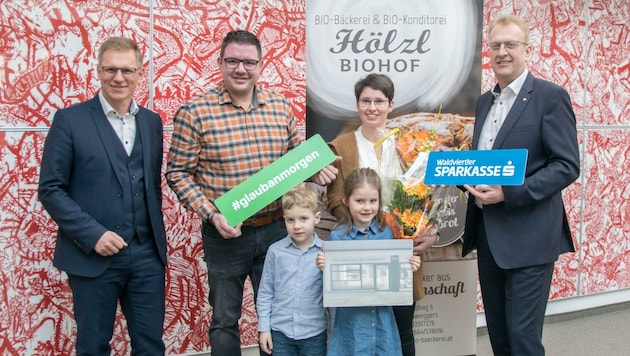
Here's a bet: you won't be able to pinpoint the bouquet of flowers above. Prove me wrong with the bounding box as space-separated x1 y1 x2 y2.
376 111 472 302
381 130 446 239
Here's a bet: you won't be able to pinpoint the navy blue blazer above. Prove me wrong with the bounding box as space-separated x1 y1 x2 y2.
461 73 580 268
39 95 167 277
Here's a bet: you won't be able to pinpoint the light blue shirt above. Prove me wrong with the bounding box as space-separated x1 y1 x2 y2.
256 234 327 340
327 220 402 356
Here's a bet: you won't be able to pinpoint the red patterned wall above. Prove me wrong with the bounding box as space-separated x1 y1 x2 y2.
0 0 628 355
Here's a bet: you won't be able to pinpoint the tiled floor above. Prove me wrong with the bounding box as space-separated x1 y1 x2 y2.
476 302 630 355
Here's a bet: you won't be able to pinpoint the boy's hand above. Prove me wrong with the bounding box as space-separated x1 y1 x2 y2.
259 331 273 354
316 250 326 271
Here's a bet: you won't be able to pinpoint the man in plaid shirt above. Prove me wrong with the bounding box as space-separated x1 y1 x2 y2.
165 30 335 356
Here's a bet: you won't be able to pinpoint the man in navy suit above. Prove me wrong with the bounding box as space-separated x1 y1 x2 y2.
462 15 580 355
38 37 167 356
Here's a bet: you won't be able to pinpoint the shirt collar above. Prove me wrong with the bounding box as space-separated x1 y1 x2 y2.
218 82 261 108
494 69 529 99
98 91 139 117
349 220 380 239
283 233 323 250
491 85 501 99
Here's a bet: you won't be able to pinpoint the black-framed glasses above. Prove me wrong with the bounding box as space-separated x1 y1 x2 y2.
358 98 389 108
487 41 528 51
222 57 260 70
100 66 141 77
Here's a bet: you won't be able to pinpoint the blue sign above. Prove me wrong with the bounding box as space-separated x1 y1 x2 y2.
424 149 528 186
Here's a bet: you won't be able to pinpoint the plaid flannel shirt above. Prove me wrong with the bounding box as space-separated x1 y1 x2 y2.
166 83 301 221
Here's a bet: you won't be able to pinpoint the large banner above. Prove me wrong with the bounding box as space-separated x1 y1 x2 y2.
306 2 482 354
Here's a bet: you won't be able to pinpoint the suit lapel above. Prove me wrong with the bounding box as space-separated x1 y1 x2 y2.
473 91 495 149
493 73 535 148
135 109 152 185
89 96 125 188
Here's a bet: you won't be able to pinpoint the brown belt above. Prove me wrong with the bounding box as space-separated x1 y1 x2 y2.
242 209 283 227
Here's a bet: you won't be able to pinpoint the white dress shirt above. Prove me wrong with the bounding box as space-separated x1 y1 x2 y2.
476 69 528 208
478 69 529 151
99 91 139 156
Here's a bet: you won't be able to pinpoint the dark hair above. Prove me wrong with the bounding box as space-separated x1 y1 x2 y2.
354 73 395 101
98 37 143 67
220 30 262 59
337 167 386 233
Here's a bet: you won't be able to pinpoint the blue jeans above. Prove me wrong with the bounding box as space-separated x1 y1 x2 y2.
202 219 286 356
271 330 327 356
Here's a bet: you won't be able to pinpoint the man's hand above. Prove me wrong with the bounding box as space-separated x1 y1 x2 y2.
209 213 243 239
94 231 128 256
464 184 504 205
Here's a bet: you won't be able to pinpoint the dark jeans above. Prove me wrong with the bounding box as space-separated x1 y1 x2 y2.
270 330 327 356
393 303 416 356
202 219 286 356
68 235 165 356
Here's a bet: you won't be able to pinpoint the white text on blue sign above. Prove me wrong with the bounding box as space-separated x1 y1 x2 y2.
423 149 528 186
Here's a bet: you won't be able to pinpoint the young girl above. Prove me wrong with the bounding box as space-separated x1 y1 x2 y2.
317 167 421 356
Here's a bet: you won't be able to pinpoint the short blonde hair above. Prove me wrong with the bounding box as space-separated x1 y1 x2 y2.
98 37 143 67
282 186 319 214
489 14 530 44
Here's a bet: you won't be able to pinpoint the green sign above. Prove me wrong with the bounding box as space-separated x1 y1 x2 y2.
214 134 336 227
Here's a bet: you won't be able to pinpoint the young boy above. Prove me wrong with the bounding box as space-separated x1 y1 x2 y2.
256 186 328 356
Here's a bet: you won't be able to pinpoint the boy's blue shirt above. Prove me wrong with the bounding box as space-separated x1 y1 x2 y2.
256 233 327 339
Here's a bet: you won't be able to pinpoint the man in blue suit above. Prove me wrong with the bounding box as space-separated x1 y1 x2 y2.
462 15 580 355
38 37 167 356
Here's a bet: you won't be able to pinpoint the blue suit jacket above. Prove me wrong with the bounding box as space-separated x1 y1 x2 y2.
39 95 167 277
461 73 580 268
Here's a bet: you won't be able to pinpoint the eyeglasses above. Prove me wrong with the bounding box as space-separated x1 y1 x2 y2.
488 41 528 51
100 66 141 77
358 98 389 108
222 57 260 70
